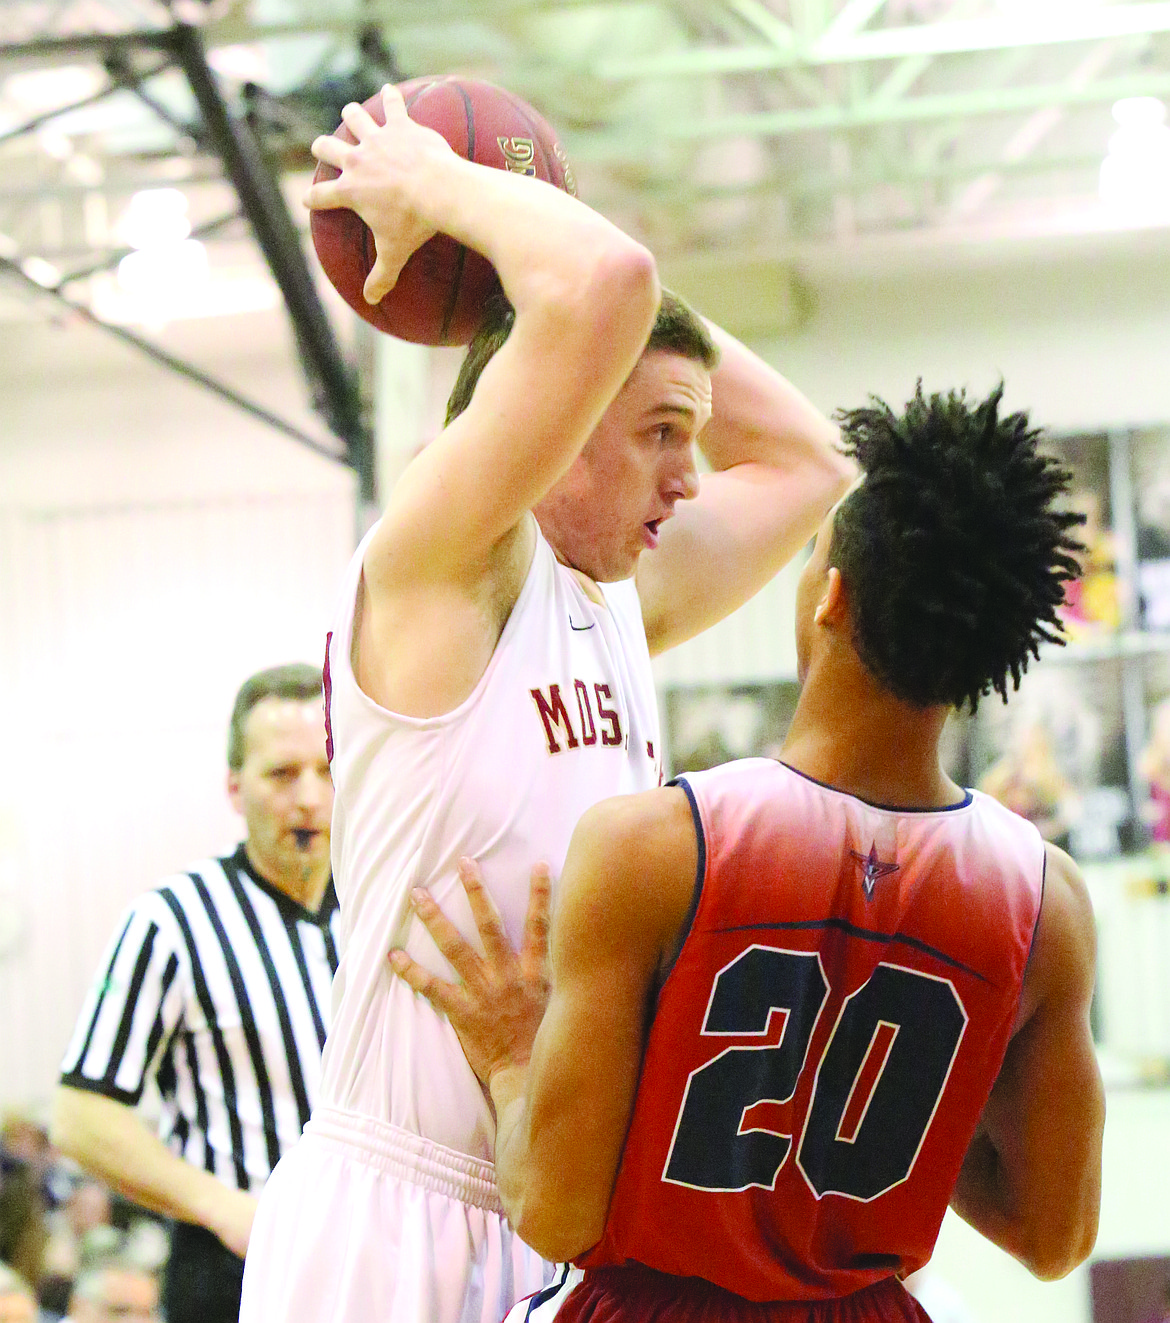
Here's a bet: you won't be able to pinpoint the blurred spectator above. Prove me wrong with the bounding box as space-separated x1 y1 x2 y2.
63 1259 158 1323
1140 696 1170 845
978 718 1077 851
38 1181 116 1319
0 1123 48 1295
1060 486 1119 638
0 1263 37 1323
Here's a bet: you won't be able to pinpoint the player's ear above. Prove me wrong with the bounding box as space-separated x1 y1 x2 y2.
813 566 847 627
226 768 243 814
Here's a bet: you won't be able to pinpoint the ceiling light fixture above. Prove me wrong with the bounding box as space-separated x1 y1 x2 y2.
3 66 105 114
1099 96 1170 218
117 188 192 250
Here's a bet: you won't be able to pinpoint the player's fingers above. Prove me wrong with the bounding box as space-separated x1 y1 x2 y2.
409 888 485 985
309 133 349 169
340 98 380 140
458 857 514 966
363 252 400 305
388 949 462 1015
379 83 407 122
303 176 343 211
519 862 553 971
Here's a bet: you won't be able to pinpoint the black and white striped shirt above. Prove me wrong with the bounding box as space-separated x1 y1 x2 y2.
60 845 339 1193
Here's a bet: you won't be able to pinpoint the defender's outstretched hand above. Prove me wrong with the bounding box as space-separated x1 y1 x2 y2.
305 84 448 304
390 858 552 1086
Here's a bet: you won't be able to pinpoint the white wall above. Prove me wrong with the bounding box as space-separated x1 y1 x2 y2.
0 306 358 1108
765 230 1170 432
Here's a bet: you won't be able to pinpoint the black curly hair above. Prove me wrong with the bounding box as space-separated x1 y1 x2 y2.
829 381 1085 713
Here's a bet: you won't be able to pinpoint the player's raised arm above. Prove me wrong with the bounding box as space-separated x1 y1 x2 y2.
308 85 658 590
637 323 855 654
950 843 1104 1279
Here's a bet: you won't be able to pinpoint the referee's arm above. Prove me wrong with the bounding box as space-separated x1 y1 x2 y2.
51 890 258 1258
51 1086 258 1257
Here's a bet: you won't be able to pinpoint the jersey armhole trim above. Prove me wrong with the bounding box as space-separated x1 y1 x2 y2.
657 776 707 988
1023 845 1048 981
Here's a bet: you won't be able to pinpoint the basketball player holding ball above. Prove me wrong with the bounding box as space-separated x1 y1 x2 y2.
238 81 853 1323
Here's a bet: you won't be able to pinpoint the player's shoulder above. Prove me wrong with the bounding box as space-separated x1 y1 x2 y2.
563 787 698 950
576 783 694 856
1040 841 1096 936
1024 842 1097 1014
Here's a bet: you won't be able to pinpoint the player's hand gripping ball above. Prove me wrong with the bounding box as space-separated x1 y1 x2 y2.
310 76 576 346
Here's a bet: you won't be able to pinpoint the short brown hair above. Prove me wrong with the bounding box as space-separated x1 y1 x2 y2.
227 664 323 770
445 288 719 426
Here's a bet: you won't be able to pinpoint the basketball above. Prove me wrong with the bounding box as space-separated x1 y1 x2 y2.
310 76 577 345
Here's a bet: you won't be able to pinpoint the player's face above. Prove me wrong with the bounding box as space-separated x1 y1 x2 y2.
537 350 710 582
227 696 333 899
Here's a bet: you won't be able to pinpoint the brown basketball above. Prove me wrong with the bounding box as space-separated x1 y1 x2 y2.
310 76 577 345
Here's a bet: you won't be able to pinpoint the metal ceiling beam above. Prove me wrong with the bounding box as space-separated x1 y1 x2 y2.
164 21 374 500
566 70 1170 152
818 0 888 46
0 30 173 61
721 0 796 48
0 54 173 146
947 41 1120 221
594 146 1111 206
0 252 346 465
198 0 614 45
597 3 1170 76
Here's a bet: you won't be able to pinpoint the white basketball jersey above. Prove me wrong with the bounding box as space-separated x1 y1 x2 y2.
319 520 662 1160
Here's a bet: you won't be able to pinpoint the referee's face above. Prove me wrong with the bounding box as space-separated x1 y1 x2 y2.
227 696 334 905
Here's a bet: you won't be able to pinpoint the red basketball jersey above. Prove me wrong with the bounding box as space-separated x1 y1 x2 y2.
578 758 1044 1303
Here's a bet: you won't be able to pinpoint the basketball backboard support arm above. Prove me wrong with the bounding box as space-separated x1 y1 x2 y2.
0 21 376 504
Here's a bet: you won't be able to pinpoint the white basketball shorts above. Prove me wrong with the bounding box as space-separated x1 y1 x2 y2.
239 1106 555 1323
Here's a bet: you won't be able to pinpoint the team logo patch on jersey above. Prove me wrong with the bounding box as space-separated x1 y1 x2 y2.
850 842 900 899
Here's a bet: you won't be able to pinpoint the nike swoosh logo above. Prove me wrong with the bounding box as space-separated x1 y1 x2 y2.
570 620 595 631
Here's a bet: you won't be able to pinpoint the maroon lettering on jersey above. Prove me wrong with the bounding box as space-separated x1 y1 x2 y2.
530 684 580 755
323 632 334 764
594 684 623 747
574 679 598 746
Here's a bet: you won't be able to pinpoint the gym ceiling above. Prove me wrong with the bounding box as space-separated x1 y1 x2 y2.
2 0 1168 468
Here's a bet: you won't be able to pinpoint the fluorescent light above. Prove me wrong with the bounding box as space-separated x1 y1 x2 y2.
65 154 105 187
90 264 281 326
20 256 62 288
3 66 105 113
1112 96 1168 129
1100 98 1170 216
117 189 192 250
117 240 209 299
36 129 73 161
208 44 270 83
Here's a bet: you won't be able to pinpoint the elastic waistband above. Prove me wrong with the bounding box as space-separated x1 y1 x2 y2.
304 1107 503 1213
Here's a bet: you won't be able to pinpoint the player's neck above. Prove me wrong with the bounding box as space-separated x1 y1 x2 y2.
781 662 960 809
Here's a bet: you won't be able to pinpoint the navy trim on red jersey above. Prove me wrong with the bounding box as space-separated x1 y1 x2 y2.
657 777 707 989
707 915 993 984
775 759 973 813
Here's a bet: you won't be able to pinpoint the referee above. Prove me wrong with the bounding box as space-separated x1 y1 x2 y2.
52 663 337 1323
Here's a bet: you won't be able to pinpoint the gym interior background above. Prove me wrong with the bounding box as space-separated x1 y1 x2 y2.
2 3 1169 1321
